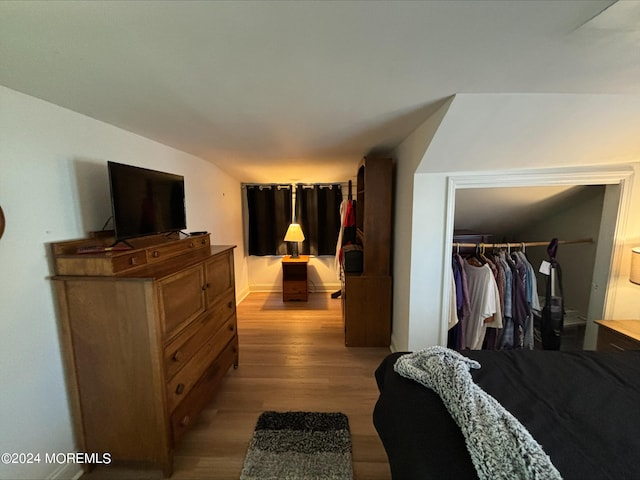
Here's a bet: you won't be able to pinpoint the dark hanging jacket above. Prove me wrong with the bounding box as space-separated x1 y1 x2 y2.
541 238 564 350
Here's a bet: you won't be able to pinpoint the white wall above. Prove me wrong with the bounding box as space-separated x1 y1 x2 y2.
394 93 640 351
390 98 453 351
0 86 245 480
514 186 606 320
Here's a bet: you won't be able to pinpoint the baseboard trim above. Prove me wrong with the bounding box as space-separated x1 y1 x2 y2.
249 283 341 293
236 285 251 304
46 462 83 480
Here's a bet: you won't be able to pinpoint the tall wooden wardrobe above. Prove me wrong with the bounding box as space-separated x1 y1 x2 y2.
343 156 394 347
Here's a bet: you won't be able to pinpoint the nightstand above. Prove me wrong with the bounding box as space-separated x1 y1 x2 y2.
595 320 640 352
282 255 309 301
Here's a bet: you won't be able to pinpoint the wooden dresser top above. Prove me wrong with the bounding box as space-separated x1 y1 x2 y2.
595 320 640 343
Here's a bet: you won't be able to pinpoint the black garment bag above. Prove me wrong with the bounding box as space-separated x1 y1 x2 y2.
541 238 564 350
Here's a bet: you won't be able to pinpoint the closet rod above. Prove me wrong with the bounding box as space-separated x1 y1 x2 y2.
452 238 593 249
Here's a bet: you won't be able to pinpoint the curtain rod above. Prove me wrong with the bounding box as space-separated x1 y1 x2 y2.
452 238 593 249
298 183 342 189
242 184 292 190
242 182 344 189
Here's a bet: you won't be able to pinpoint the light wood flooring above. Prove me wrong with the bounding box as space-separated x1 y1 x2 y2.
83 292 393 479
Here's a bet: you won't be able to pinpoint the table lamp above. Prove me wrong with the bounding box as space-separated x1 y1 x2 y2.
284 223 305 258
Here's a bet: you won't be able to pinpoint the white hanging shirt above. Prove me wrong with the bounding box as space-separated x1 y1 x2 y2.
462 261 502 350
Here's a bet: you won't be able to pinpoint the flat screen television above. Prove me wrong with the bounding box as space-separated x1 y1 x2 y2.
108 161 186 241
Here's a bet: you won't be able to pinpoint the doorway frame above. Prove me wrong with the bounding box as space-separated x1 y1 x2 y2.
440 164 635 347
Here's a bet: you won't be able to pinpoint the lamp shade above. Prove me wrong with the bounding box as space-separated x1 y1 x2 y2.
284 223 305 242
631 248 640 285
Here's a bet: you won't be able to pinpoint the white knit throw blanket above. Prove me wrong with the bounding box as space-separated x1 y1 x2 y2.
394 347 562 480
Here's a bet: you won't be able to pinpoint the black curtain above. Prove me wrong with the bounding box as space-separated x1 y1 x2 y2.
296 184 342 256
246 185 292 256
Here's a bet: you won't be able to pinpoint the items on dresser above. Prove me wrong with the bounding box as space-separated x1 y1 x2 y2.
50 233 238 477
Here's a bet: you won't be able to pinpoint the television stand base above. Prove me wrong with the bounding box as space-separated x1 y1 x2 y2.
164 230 188 239
109 239 134 249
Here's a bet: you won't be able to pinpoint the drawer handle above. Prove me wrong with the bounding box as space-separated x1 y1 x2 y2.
152 251 160 258
610 343 625 351
180 415 190 427
175 383 185 395
129 257 137 266
201 239 206 245
201 283 210 291
227 301 233 309
171 350 182 362
228 323 235 332
189 242 194 248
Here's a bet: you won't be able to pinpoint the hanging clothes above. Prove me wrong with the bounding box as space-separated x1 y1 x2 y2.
492 247 543 350
541 238 564 350
462 259 502 350
514 250 541 349
449 253 470 350
449 273 459 330
496 251 514 350
450 238 572 351
496 252 525 348
334 198 356 281
483 251 505 350
479 251 501 350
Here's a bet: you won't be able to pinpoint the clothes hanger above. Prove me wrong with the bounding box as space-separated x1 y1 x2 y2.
468 243 486 266
480 243 492 264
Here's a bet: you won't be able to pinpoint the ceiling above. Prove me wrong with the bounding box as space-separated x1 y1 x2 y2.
454 185 606 239
1 0 640 183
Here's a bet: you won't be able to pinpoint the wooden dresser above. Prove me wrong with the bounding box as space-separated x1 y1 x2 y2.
51 233 238 476
595 320 640 352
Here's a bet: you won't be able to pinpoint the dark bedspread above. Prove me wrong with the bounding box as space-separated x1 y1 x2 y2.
373 350 640 480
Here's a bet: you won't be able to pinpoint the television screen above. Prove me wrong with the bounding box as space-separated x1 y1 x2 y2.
108 161 186 241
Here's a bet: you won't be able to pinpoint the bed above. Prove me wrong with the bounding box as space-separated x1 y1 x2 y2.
373 349 640 480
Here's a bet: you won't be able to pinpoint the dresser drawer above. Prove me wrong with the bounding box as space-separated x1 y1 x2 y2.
209 291 236 326
166 317 237 412
163 294 236 380
204 252 235 308
597 327 640 352
283 280 307 301
157 265 206 339
147 237 209 264
112 251 148 271
284 280 307 294
170 336 238 445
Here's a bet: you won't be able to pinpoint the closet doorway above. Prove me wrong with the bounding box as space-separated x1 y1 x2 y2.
443 166 632 350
